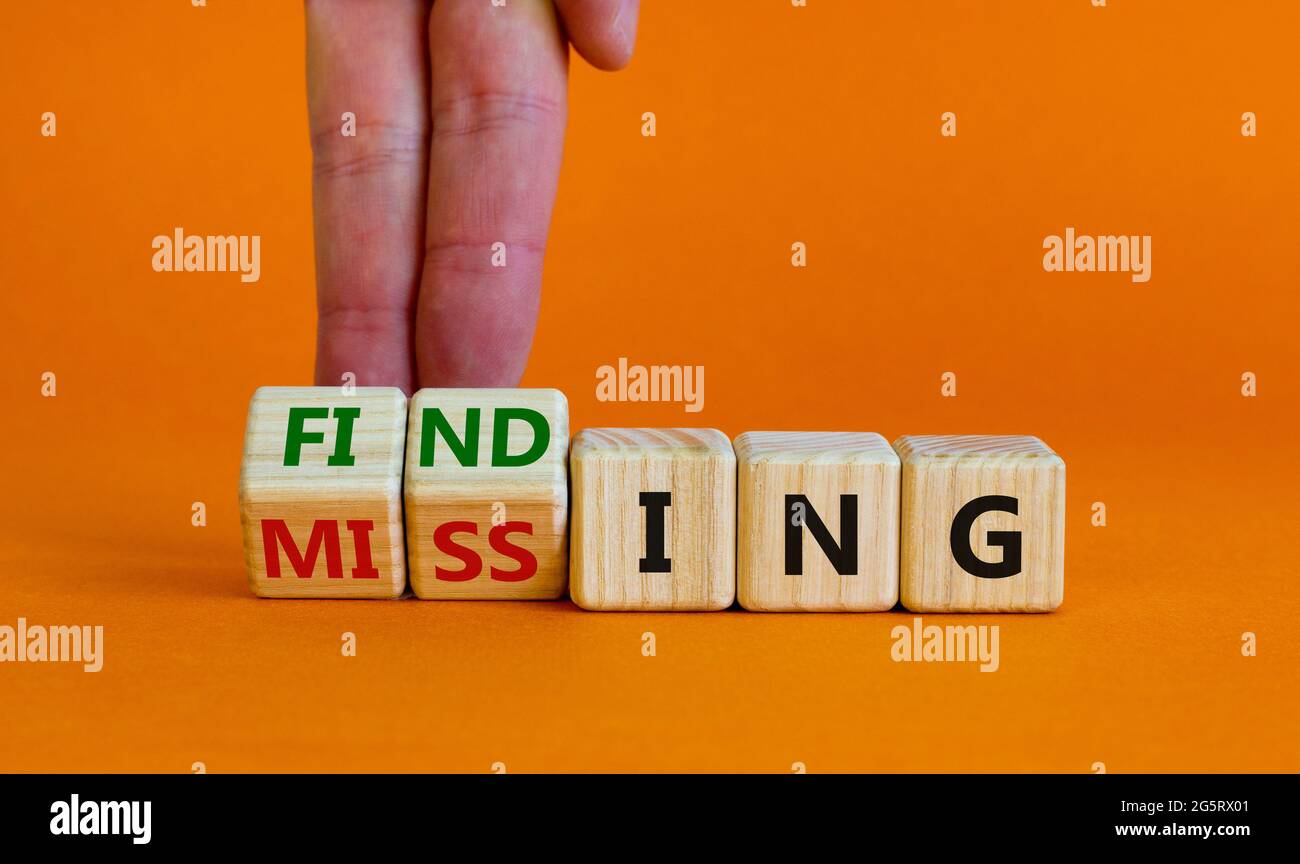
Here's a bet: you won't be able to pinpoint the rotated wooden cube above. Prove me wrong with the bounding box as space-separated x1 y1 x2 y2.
894 435 1065 612
404 388 568 599
239 386 407 598
736 432 899 611
570 429 735 611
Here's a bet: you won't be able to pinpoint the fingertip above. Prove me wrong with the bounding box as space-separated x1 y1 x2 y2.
558 0 640 71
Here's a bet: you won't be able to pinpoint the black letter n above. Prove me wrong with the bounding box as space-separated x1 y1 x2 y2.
785 494 858 576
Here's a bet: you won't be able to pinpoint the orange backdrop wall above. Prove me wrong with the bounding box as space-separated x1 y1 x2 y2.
1 0 1297 772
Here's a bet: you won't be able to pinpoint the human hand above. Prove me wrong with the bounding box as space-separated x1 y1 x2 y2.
306 0 639 392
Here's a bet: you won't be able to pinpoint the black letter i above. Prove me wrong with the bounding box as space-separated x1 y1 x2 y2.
639 491 671 573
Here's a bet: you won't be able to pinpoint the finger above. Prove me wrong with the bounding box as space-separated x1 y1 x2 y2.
417 0 568 387
306 0 430 393
555 0 640 70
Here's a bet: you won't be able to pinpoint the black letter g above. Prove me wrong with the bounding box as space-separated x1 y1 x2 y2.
950 495 1021 579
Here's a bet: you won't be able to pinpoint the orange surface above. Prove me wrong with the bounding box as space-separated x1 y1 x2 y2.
1 1 1298 772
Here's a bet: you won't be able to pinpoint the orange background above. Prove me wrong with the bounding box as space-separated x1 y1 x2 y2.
1 0 1297 772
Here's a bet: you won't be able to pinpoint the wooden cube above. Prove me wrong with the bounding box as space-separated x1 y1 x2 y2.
404 388 568 599
239 386 407 598
735 432 899 611
570 429 735 611
894 435 1065 612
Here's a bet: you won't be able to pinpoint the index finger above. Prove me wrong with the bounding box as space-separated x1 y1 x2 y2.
306 0 430 393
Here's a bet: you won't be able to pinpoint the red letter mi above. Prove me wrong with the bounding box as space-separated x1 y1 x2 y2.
261 519 380 579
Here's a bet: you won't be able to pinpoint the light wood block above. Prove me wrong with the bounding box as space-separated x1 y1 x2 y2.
404 388 568 599
894 435 1065 612
570 428 735 611
239 386 407 598
736 432 899 611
